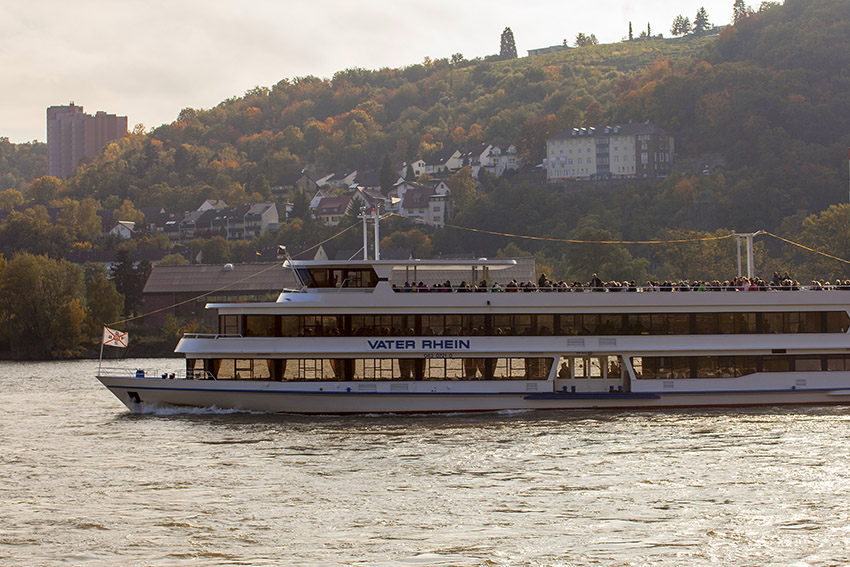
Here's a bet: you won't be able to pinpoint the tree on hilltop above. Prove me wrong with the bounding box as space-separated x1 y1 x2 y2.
671 15 692 36
500 27 517 59
694 7 711 34
733 0 753 23
575 33 599 47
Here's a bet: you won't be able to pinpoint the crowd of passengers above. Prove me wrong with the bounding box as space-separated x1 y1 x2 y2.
392 272 850 293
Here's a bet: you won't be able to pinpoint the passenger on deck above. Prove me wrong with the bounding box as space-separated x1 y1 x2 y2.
590 273 603 291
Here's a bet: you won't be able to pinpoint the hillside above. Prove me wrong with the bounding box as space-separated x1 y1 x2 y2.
2 0 850 283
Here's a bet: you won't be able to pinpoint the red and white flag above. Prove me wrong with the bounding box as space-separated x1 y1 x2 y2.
102 327 129 348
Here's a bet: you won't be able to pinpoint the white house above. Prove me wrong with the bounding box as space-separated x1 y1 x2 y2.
458 144 494 177
400 159 426 179
483 144 522 177
423 149 462 175
109 221 136 239
388 181 451 227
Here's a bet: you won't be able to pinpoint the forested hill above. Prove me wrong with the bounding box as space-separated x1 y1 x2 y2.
3 0 850 283
62 33 716 212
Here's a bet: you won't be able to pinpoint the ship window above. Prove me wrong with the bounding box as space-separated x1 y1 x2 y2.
302 315 341 336
674 356 693 378
607 356 623 378
735 313 756 334
573 357 587 379
827 356 848 371
352 314 412 336
536 314 554 336
216 359 235 379
761 313 783 334
580 314 599 334
736 356 757 376
425 357 465 380
632 356 643 378
235 359 254 379
717 313 735 334
826 311 850 333
695 356 718 378
795 357 823 372
304 267 379 288
628 314 650 334
783 312 802 333
493 314 515 335
359 358 396 380
667 313 690 334
281 315 299 337
599 314 620 334
526 358 553 379
717 356 736 377
465 314 486 336
762 356 791 372
220 315 239 335
245 315 276 337
514 314 532 335
799 311 822 333
694 313 718 334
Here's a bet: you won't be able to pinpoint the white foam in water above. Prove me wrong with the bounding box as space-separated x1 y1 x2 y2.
136 402 266 416
495 408 535 415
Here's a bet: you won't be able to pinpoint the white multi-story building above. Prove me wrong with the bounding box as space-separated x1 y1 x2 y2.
545 123 673 182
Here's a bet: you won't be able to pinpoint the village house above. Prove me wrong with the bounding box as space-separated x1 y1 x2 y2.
483 144 522 177
458 143 494 177
108 220 136 239
423 149 462 175
387 180 451 227
272 171 320 196
400 159 426 179
314 195 354 226
325 170 358 189
312 187 387 226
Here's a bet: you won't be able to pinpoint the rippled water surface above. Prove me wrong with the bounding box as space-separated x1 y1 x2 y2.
2 359 850 566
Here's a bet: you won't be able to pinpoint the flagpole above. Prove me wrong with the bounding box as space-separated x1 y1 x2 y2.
98 330 105 377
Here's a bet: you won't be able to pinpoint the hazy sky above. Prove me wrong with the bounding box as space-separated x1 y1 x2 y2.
2 0 735 144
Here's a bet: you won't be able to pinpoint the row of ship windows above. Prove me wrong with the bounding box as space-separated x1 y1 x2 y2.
187 357 554 381
224 311 850 338
633 354 850 379
185 353 850 382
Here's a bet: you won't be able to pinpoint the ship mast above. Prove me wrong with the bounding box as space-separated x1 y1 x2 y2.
358 204 387 261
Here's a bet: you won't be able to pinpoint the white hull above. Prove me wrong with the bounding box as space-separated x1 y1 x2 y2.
97 375 850 415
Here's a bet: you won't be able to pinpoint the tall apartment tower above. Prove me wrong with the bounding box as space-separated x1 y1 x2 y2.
46 103 128 178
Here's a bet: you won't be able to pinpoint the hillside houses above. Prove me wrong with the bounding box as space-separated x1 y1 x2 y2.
153 201 280 242
299 141 520 227
398 143 521 179
309 179 452 227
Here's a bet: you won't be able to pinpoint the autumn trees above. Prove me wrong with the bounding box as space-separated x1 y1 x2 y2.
0 254 123 358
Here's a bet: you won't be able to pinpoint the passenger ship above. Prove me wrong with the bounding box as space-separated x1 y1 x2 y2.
97 250 850 414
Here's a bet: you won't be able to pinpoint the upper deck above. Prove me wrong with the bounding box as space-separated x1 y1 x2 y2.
203 259 850 316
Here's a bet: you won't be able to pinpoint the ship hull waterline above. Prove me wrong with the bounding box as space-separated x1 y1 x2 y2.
97 376 850 415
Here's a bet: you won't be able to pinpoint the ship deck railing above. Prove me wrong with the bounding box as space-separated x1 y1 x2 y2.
97 367 215 380
389 285 849 293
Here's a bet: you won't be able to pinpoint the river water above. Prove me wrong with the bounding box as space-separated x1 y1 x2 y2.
2 359 850 566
